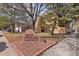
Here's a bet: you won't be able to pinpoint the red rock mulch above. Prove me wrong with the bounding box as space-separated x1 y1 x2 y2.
10 38 56 56
5 29 59 56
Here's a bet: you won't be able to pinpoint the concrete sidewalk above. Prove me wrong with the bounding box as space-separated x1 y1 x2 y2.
41 40 76 56
0 31 17 56
41 35 77 56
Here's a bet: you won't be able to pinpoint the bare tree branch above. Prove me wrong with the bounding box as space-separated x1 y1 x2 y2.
39 4 47 14
20 4 32 18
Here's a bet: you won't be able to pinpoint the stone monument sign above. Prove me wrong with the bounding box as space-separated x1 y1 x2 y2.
24 29 39 41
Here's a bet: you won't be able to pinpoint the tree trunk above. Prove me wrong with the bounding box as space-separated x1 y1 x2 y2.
32 17 37 31
11 24 16 32
32 20 35 31
10 19 16 32
51 20 56 35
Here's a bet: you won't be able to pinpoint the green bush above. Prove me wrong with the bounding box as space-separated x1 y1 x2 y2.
58 17 70 27
0 16 10 30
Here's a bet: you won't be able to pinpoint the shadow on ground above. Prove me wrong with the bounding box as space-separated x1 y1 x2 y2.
0 42 8 52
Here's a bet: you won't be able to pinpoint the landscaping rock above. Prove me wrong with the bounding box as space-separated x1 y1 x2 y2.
10 29 56 56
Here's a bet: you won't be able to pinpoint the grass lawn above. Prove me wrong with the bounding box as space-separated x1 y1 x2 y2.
4 32 24 42
4 32 64 43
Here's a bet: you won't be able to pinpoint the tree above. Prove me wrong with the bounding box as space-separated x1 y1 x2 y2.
0 3 17 32
13 3 48 30
0 16 10 30
0 3 48 31
40 11 61 34
0 3 79 33
45 3 79 34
